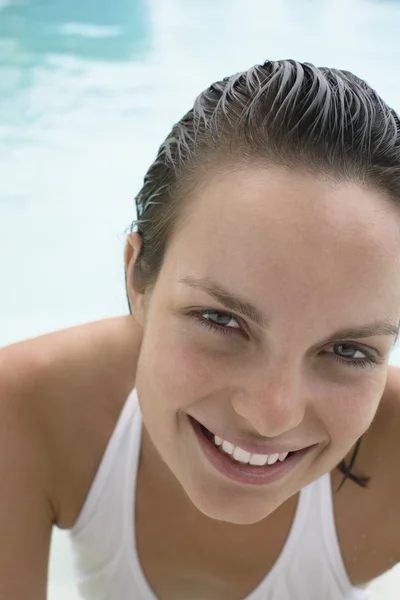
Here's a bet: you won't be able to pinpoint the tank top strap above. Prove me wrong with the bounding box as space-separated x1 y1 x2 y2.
71 387 138 536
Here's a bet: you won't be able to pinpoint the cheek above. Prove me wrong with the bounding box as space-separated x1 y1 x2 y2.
322 374 385 441
138 324 222 411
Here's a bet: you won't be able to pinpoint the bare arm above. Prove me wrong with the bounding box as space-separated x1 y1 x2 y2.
0 377 56 600
0 316 141 597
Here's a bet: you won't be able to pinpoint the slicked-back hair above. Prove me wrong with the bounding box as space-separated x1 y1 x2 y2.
132 59 400 291
130 59 400 489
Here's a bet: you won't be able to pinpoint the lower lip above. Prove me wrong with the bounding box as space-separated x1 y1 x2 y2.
190 417 313 486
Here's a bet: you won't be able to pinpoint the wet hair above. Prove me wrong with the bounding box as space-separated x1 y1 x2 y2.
130 58 400 488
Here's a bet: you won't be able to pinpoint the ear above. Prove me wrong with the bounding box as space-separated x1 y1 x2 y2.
124 232 146 326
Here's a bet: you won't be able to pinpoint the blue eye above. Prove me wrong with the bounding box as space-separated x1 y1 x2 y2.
191 310 241 336
327 344 378 369
189 310 380 369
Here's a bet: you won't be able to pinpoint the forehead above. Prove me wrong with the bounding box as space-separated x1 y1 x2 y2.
175 166 400 257
164 166 400 318
180 166 396 239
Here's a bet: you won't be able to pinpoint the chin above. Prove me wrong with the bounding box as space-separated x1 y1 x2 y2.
201 505 275 526
181 475 285 525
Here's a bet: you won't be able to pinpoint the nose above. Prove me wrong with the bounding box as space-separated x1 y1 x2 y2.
231 362 307 438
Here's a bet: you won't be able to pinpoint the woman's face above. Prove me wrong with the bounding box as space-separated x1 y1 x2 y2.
128 166 400 525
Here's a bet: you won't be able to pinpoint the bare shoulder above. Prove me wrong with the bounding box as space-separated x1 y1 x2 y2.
352 365 400 469
358 364 400 559
0 316 141 529
372 364 400 461
329 366 400 585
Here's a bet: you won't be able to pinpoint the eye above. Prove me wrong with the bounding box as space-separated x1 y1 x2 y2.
325 343 378 369
203 311 240 328
190 310 241 336
188 311 382 368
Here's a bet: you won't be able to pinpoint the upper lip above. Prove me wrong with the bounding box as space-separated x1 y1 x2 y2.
190 416 315 455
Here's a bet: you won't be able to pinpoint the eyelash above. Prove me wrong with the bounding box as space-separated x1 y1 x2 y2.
189 310 379 370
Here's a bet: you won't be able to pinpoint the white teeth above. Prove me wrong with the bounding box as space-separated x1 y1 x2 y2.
213 435 291 466
221 440 235 455
249 453 269 466
232 447 252 463
267 453 280 465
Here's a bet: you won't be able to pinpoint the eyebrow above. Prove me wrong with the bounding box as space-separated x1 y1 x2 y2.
179 276 400 344
180 276 269 327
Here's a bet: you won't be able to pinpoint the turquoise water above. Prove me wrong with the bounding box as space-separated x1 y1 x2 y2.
1 0 400 597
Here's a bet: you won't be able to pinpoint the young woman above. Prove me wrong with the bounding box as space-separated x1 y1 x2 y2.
1 59 400 600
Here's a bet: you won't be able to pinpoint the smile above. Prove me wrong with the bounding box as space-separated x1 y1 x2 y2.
189 416 314 486
201 426 291 466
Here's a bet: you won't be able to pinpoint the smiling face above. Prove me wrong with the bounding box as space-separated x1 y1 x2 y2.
127 165 400 525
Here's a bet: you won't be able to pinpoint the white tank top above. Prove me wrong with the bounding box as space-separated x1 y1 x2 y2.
69 388 371 600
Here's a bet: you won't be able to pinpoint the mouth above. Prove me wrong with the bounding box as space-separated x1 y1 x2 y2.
200 423 296 462
189 416 314 486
